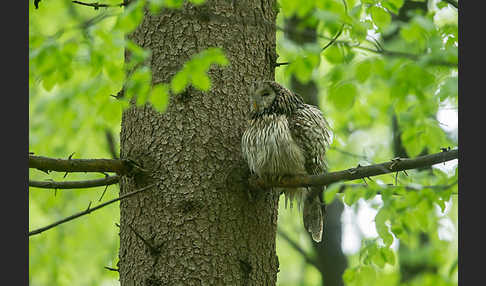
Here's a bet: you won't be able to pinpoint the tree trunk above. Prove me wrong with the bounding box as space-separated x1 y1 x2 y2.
118 1 280 285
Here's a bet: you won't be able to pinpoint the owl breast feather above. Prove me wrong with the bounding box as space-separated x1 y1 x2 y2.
242 114 307 176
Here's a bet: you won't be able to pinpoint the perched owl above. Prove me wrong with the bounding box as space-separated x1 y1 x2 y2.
241 80 332 242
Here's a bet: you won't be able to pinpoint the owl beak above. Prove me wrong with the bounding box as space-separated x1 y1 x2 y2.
253 102 258 112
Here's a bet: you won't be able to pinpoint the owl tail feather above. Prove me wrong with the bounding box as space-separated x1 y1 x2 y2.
303 189 324 243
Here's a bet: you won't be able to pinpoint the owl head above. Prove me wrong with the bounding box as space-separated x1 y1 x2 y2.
249 81 304 117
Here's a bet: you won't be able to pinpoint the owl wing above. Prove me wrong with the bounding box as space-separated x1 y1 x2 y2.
289 103 331 242
288 104 331 176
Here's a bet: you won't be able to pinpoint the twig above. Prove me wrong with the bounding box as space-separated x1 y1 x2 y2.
29 175 120 189
29 184 155 237
104 266 119 272
321 24 344 52
98 184 110 202
72 1 127 10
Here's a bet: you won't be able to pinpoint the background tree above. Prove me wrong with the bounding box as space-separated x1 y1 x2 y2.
29 0 458 285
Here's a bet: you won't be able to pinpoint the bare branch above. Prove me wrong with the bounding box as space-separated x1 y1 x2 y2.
29 175 120 189
72 1 127 10
29 184 155 237
251 149 458 198
29 154 141 175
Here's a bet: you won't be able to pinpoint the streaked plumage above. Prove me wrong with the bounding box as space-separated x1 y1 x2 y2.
241 81 331 242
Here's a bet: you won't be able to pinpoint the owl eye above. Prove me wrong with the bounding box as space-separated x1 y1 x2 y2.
262 92 270 97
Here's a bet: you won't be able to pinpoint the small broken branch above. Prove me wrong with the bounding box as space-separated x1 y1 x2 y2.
29 184 155 237
29 175 120 189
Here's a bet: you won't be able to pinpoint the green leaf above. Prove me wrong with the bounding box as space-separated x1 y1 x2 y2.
371 246 386 268
124 66 152 105
343 268 357 284
438 76 458 102
149 83 170 112
324 45 345 64
401 125 424 157
170 70 189 94
170 47 228 94
288 51 320 83
363 187 377 200
355 59 373 83
324 183 342 204
436 1 448 9
116 0 145 33
191 73 211 91
358 265 376 284
343 188 363 206
375 208 394 247
370 6 391 30
382 0 404 14
328 82 357 109
382 247 396 266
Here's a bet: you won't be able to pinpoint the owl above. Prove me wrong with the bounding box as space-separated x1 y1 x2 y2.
241 80 332 242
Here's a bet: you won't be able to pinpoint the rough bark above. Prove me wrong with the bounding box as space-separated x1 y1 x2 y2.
118 1 280 285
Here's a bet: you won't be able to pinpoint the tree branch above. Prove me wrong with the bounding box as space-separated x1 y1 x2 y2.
29 175 120 189
29 154 141 175
29 184 155 237
251 149 458 197
72 1 127 9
